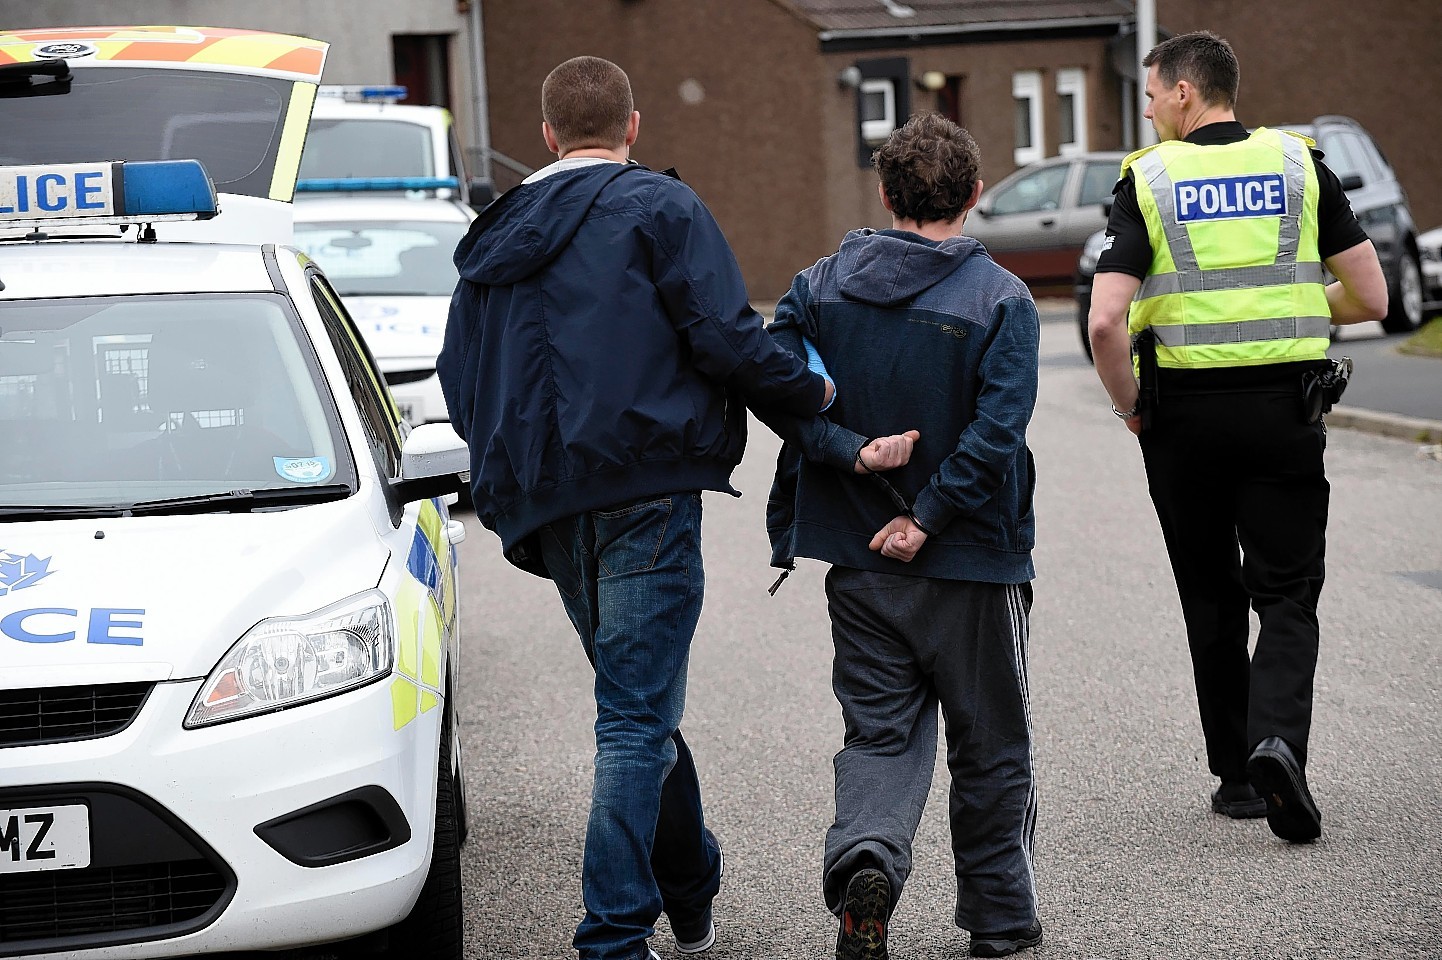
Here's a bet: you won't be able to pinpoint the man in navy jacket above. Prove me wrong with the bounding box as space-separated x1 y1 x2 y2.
766 114 1043 959
436 56 838 960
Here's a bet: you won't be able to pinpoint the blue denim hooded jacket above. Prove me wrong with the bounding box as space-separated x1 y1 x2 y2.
437 163 825 575
764 228 1039 584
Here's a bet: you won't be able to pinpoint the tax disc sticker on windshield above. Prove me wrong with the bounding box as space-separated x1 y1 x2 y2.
274 457 334 484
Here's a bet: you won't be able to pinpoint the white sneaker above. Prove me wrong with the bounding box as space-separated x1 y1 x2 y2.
675 920 716 954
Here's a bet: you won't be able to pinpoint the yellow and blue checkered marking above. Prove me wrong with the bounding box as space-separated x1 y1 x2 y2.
391 498 454 730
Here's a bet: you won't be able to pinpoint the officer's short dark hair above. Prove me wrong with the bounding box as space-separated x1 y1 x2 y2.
872 114 981 226
542 56 634 153
1143 31 1240 109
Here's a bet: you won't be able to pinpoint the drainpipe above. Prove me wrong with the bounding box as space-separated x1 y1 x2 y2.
467 0 493 184
1136 0 1157 146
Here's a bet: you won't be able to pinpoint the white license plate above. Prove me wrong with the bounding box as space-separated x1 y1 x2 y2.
0 804 90 874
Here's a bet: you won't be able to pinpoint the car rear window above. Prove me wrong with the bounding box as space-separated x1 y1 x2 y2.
0 68 296 199
298 119 435 179
0 293 356 506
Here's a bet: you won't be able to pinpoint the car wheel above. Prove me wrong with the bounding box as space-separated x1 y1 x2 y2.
372 707 465 960
1382 250 1424 333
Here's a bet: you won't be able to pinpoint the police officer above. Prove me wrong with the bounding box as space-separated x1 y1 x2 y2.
1088 31 1387 843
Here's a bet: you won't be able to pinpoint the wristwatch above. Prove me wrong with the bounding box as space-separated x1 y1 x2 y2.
1111 401 1138 419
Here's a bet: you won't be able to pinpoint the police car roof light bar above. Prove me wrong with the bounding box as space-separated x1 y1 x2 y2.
317 84 408 103
0 159 218 232
294 176 460 193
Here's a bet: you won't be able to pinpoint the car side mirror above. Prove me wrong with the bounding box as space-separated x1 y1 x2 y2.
467 177 495 209
1340 173 1364 191
394 422 469 502
973 200 991 218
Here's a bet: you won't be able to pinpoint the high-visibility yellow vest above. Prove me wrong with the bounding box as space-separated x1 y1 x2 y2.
1124 127 1332 369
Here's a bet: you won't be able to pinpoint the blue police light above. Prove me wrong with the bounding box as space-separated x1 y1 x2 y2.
0 159 218 230
317 84 408 103
122 160 219 218
294 176 460 193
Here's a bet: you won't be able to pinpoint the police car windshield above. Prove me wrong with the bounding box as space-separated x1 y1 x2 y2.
293 220 467 297
298 119 434 180
0 68 294 199
0 294 357 509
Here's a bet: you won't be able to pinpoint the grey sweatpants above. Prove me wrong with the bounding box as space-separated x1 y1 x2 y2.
822 567 1037 934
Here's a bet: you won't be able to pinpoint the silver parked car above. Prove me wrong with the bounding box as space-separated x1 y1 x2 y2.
964 151 1126 295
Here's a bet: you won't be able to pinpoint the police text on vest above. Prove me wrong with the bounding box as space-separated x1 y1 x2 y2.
1173 174 1286 223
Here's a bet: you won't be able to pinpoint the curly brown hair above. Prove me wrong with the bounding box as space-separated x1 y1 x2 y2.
872 114 981 226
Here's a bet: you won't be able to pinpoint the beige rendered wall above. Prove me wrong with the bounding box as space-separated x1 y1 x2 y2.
821 36 1126 251
1156 0 1442 233
479 0 828 298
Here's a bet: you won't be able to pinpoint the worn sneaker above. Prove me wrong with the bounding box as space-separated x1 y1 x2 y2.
969 920 1044 957
1211 779 1268 819
672 907 715 954
836 867 890 960
670 843 722 953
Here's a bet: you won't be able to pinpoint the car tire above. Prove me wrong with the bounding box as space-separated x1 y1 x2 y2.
373 707 465 960
1382 250 1424 334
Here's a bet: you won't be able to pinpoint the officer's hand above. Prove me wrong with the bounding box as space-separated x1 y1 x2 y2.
855 430 921 473
1124 413 1142 436
868 515 928 562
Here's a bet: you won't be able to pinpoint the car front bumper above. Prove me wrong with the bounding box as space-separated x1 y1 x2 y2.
0 676 441 958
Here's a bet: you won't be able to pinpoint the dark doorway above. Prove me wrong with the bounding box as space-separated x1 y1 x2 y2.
392 34 453 108
937 75 964 125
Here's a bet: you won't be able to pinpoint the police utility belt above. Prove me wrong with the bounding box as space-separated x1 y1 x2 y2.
1132 329 1351 427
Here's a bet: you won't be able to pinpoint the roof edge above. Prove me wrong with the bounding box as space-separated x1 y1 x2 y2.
819 14 1131 43
759 0 827 32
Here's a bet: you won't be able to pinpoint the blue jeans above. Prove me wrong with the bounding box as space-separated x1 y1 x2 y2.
538 492 723 960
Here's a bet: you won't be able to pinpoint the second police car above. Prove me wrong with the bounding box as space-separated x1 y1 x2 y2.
0 144 471 960
293 187 474 428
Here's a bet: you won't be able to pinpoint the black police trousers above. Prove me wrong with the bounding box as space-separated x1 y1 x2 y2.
1140 374 1328 782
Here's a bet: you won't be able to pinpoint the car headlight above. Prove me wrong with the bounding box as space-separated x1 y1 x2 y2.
1078 231 1108 275
185 590 394 727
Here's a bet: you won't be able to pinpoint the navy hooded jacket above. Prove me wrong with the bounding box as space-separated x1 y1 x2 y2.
765 229 1039 584
436 161 826 576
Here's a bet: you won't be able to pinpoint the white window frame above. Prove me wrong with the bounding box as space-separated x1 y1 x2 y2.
1056 68 1088 156
860 77 897 144
1012 71 1043 167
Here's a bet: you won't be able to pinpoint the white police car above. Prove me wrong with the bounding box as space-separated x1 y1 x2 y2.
0 159 470 959
301 85 493 208
293 190 474 427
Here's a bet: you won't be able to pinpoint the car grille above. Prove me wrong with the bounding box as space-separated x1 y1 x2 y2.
0 683 153 748
0 861 228 944
384 367 435 386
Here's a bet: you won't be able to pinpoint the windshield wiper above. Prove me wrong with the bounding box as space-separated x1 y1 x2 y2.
0 504 129 521
0 484 353 521
125 484 353 516
0 60 71 98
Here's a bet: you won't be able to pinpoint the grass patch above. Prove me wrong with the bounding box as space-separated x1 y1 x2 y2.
1399 316 1442 357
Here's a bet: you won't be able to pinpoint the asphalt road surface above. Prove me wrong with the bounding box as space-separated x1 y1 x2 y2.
454 318 1442 959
